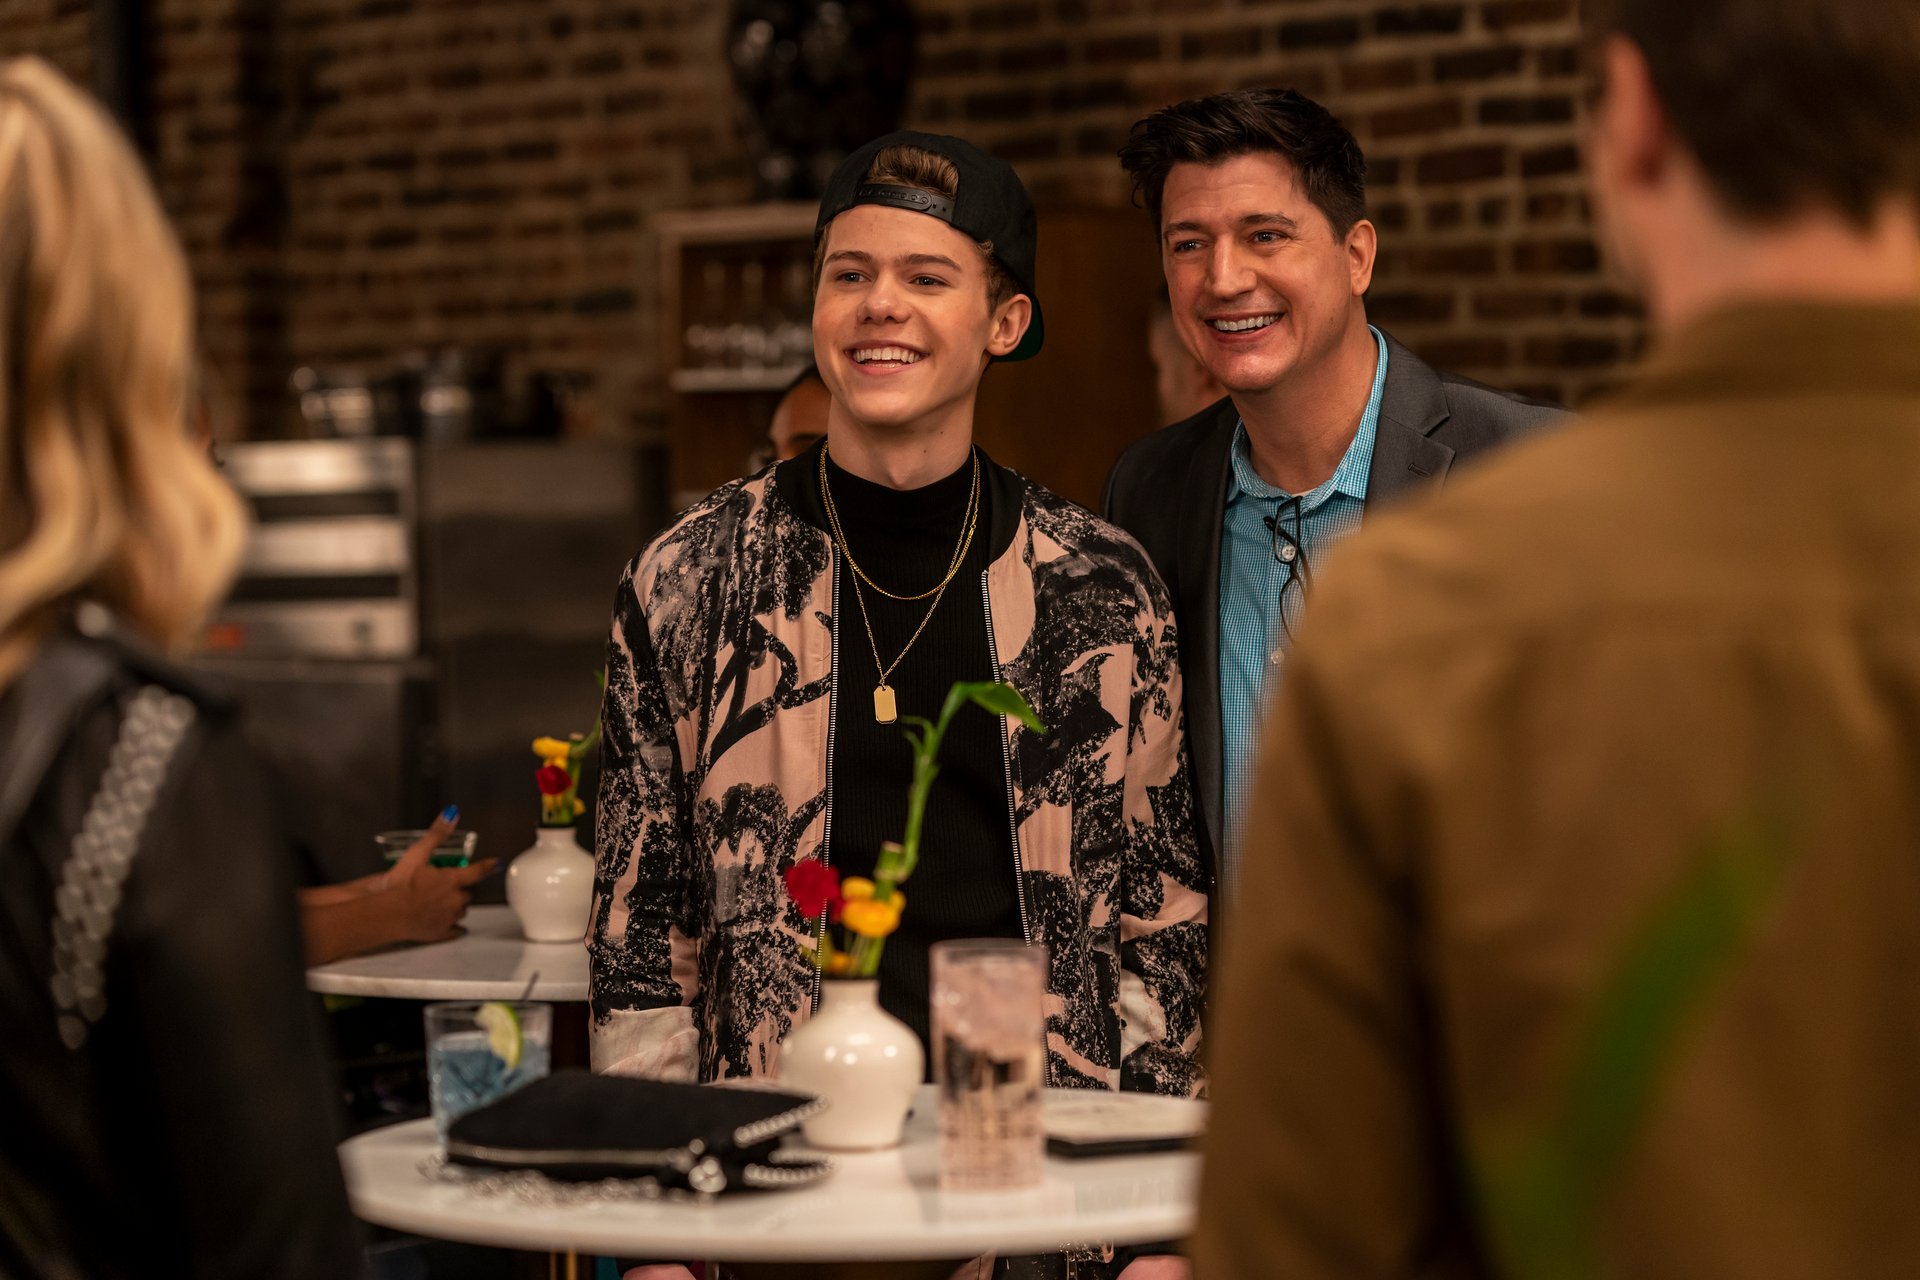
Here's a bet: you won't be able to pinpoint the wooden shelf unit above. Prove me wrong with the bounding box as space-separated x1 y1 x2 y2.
657 202 816 508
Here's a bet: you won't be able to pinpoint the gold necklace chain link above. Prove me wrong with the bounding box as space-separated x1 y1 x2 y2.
846 549 951 694
819 447 982 720
820 447 980 602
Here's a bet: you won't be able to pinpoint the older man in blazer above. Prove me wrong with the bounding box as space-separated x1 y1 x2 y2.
1106 88 1562 904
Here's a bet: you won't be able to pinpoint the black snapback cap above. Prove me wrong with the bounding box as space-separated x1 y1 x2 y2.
815 130 1044 362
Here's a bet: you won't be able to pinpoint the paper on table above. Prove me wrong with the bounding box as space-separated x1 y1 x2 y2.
1042 1092 1207 1144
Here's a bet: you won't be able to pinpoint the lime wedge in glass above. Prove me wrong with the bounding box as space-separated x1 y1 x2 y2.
474 1002 523 1070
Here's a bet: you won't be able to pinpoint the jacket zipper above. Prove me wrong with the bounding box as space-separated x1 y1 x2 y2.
812 544 840 1013
981 567 1050 1087
979 570 1034 947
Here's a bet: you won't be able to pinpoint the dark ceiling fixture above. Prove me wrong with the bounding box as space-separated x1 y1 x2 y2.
728 0 918 201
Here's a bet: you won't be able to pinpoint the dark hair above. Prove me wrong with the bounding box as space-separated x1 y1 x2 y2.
1585 0 1920 227
1117 88 1367 237
782 362 823 396
811 143 1015 309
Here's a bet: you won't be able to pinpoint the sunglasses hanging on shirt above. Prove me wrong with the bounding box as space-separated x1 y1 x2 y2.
1263 497 1314 664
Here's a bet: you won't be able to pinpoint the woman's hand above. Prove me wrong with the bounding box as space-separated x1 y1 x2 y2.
298 808 495 964
378 812 496 943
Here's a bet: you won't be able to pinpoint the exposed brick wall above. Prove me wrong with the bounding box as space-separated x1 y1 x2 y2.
147 0 287 435
4 0 287 431
7 0 746 437
910 0 1640 405
2 0 1637 434
0 0 90 85
270 0 745 437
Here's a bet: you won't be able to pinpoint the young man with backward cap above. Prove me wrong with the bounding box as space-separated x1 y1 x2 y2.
590 129 1206 1280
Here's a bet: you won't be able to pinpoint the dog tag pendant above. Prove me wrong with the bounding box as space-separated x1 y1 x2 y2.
873 684 898 724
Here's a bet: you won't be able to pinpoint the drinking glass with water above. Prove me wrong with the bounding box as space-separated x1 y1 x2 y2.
932 939 1048 1191
424 1000 552 1147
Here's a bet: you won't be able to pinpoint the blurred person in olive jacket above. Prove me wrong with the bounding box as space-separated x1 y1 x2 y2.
1196 0 1920 1277
0 59 363 1279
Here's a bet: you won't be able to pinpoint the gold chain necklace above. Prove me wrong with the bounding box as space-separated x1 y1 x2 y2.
821 447 980 602
819 447 981 723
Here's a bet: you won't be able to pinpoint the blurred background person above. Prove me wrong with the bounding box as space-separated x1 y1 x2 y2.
743 364 830 475
0 57 362 1279
1196 0 1920 1276
1147 288 1225 426
768 362 830 461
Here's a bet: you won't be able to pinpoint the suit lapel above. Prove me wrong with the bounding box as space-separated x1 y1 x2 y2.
1188 334 1451 877
1367 332 1457 508
1178 402 1237 875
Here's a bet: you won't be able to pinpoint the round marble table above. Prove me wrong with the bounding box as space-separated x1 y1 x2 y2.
340 1087 1202 1261
307 905 589 1002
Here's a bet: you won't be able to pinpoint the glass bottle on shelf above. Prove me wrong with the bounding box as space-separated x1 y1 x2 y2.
731 260 768 371
682 259 728 371
777 256 814 370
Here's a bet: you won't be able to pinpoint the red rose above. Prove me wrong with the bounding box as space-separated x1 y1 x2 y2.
784 859 841 921
535 764 573 796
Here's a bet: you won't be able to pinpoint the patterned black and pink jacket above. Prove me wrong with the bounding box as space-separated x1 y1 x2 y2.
588 452 1208 1097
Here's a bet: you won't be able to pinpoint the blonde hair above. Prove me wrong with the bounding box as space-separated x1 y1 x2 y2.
814 144 1017 310
0 57 245 690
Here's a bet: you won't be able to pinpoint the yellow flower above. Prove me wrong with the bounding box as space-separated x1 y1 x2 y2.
532 736 570 758
825 950 855 976
572 797 585 818
545 754 571 771
841 876 876 903
841 897 902 939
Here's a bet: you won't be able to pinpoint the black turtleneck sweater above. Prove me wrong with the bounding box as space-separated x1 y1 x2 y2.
797 441 1024 1064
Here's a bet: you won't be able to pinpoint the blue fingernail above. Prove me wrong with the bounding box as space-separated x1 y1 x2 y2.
441 804 459 822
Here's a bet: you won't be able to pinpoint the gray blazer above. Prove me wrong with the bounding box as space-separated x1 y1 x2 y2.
1102 329 1566 878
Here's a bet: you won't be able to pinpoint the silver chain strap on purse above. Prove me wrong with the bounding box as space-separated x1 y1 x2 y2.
50 685 196 1051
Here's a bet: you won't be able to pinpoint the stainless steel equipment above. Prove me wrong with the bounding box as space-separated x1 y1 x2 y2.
199 436 661 889
201 438 437 884
209 437 419 660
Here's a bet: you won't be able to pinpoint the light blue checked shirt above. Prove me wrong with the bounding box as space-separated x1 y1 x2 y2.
1218 325 1389 900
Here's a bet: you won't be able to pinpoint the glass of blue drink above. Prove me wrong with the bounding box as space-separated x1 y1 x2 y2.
424 1000 552 1148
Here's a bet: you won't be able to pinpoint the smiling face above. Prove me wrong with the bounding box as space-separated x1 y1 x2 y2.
1160 152 1375 401
813 203 1030 439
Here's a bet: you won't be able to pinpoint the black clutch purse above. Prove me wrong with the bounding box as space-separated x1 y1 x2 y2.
445 1070 832 1194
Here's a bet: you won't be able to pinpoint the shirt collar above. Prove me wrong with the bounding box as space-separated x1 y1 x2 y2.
1227 325 1389 509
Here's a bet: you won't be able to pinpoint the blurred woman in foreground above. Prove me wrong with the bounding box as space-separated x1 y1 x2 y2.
0 57 362 1278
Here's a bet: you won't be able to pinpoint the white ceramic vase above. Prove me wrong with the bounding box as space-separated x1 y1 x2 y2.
506 827 594 943
778 978 923 1150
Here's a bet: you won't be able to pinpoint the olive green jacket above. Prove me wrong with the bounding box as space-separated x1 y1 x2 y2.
1199 303 1920 1279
